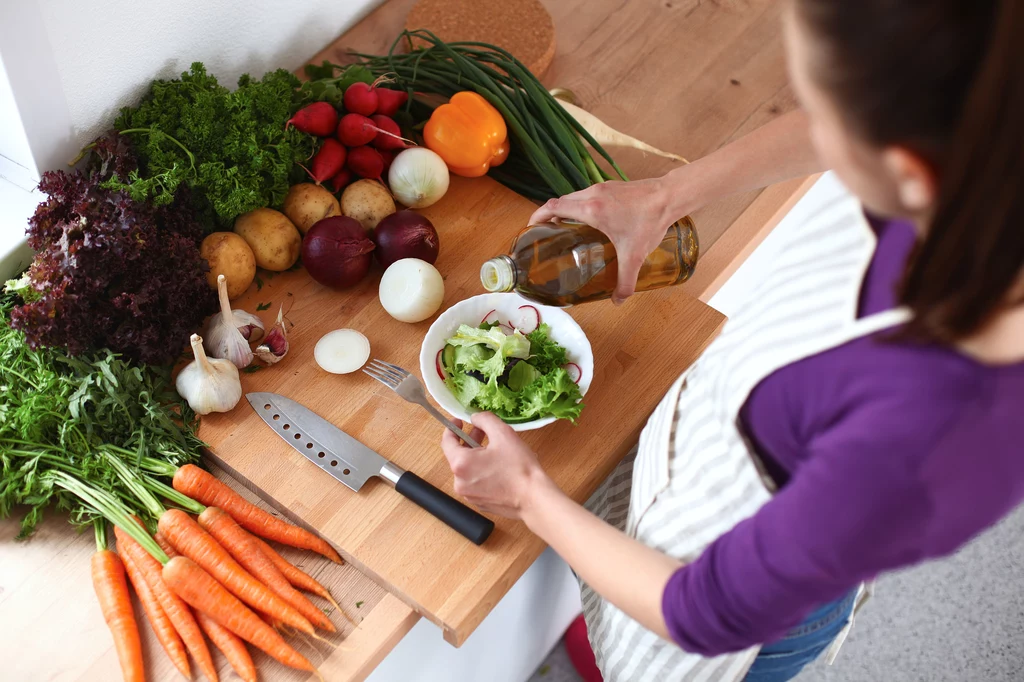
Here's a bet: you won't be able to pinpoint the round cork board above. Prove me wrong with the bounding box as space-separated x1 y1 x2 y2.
405 0 556 77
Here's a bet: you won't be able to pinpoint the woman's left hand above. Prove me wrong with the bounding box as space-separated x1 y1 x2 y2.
440 412 553 519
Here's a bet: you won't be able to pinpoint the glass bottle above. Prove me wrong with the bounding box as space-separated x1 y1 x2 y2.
480 218 699 306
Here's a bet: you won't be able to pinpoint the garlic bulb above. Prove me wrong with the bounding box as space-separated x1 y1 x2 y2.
204 274 263 368
176 333 242 415
254 305 289 365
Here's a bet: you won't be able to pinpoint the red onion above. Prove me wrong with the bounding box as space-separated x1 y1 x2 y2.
302 216 375 289
371 210 440 269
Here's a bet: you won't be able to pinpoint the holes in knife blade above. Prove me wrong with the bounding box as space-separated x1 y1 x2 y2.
272 414 280 421
283 424 290 430
317 451 325 458
343 468 351 475
264 403 271 410
294 433 302 440
330 460 338 467
306 442 313 449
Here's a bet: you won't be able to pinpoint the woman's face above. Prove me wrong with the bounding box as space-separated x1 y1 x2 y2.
783 2 933 219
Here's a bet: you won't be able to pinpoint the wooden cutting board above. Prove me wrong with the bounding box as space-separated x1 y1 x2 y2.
198 175 725 645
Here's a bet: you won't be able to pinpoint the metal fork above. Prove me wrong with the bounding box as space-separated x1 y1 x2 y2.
363 359 482 448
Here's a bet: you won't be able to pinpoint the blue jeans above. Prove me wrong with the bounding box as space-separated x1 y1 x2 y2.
743 590 857 682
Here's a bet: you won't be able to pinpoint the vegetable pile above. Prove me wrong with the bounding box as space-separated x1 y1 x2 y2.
355 30 629 201
4 132 215 365
440 316 584 423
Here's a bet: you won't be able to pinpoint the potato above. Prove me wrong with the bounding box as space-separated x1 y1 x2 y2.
283 183 341 234
200 232 256 299
233 208 302 271
341 179 396 232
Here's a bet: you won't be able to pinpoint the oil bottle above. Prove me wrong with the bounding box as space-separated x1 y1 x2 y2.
480 218 699 306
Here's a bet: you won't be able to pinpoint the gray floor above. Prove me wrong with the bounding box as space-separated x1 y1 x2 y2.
528 502 1024 681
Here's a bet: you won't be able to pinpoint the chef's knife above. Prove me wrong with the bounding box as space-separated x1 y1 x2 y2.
246 392 494 545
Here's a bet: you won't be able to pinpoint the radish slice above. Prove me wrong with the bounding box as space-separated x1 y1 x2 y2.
435 349 445 380
314 329 370 374
498 322 515 336
511 305 540 333
564 363 582 384
481 309 500 325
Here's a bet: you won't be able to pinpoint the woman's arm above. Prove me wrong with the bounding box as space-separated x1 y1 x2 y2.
529 109 821 302
441 413 681 639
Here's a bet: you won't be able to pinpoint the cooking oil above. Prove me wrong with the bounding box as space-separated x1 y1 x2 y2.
480 218 699 306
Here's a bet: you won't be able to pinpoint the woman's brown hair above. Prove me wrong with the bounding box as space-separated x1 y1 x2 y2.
796 0 1024 343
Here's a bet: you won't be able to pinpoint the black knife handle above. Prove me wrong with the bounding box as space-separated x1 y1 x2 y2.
395 472 494 545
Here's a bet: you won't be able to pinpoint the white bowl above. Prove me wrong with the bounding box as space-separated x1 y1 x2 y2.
419 293 593 431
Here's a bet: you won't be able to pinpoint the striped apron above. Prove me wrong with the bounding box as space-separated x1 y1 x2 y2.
581 191 912 681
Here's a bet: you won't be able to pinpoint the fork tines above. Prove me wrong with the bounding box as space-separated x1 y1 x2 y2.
363 359 409 389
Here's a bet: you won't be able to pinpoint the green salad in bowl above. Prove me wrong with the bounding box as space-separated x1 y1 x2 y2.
440 321 584 424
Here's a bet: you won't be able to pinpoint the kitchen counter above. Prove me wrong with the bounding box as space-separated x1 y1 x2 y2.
0 1 814 680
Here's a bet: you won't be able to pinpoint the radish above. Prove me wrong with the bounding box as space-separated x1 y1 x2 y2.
309 139 347 184
347 145 384 180
511 305 540 333
435 349 445 380
370 115 407 151
564 363 582 384
375 88 408 117
343 82 378 116
338 113 378 147
498 323 515 336
286 101 339 137
380 149 397 176
329 168 353 194
314 329 370 374
481 309 500 325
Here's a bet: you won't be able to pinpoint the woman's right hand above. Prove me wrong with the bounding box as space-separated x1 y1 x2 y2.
528 176 693 303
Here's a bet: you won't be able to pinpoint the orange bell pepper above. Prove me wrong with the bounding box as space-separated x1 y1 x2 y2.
423 92 509 177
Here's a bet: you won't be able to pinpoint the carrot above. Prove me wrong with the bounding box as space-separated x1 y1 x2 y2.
163 556 315 672
114 526 220 682
173 465 342 563
249 536 342 610
121 548 191 680
199 507 336 633
158 509 314 635
196 611 257 682
155 531 178 558
92 547 145 682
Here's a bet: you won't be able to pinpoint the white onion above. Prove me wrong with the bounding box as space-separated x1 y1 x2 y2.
387 148 450 208
379 258 445 323
314 329 370 374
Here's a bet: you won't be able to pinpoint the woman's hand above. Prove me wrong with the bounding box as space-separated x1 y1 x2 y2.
440 412 555 519
528 177 681 303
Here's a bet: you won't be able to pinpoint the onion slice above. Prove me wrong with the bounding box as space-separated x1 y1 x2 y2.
314 329 370 374
512 305 540 333
564 363 582 384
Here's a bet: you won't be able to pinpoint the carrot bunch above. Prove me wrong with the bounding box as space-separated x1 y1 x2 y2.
80 465 348 682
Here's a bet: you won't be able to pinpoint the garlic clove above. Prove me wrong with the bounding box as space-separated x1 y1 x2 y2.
235 310 265 344
255 305 289 365
204 274 257 368
176 333 242 415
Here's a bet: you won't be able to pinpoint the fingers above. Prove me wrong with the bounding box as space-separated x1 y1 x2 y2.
612 253 642 304
471 411 515 439
528 189 599 226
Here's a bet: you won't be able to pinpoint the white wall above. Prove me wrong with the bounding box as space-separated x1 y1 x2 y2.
0 0 384 279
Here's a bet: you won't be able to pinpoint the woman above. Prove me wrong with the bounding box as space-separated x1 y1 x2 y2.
441 1 1024 680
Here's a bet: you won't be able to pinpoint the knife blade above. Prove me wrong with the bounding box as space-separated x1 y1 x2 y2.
247 392 493 545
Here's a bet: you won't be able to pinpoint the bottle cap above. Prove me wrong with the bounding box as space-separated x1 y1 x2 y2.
480 257 515 292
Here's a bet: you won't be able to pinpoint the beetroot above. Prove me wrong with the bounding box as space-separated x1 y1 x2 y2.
343 82 378 116
286 102 339 137
374 88 408 117
309 139 347 184
337 113 377 147
302 216 375 289
347 146 384 180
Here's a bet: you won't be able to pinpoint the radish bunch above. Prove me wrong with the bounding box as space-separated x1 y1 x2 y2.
287 83 410 191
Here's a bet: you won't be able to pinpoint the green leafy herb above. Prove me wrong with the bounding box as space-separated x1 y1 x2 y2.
242 365 262 374
255 275 265 291
256 302 272 311
108 63 316 231
298 63 375 108
538 665 551 676
355 601 364 609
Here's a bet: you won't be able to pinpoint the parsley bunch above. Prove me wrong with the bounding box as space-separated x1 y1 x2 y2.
109 63 315 230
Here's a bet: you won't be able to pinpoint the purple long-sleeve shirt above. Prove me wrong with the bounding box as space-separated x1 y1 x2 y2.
661 217 1024 656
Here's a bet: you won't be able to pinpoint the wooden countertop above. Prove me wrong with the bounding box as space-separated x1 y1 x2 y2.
0 0 814 680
